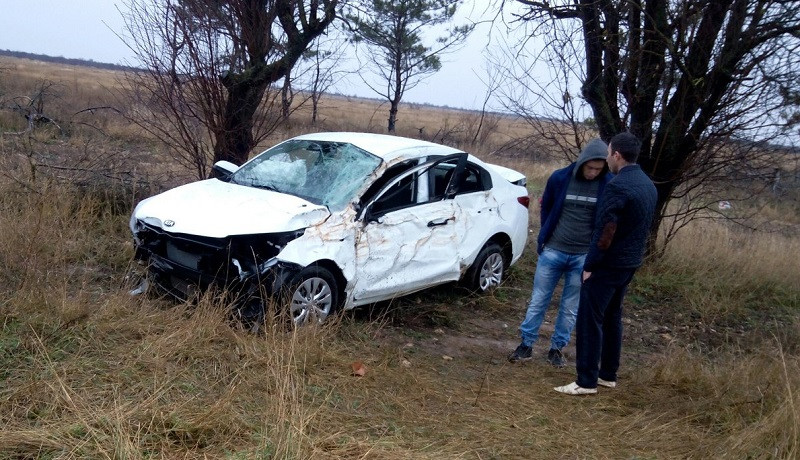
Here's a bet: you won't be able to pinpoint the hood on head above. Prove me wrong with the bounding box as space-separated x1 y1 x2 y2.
573 138 609 179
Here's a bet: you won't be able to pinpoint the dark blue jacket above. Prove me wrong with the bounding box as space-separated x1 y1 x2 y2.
537 162 612 254
583 164 658 271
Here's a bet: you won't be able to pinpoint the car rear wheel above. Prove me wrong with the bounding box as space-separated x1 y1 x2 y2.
466 242 507 292
287 265 340 325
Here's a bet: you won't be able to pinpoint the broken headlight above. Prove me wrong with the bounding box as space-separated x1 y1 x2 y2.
227 229 306 277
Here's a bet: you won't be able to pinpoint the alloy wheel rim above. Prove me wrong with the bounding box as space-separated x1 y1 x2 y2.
479 253 504 291
291 277 333 324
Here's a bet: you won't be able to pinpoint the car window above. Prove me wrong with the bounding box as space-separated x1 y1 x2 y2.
364 154 466 219
430 162 455 200
359 160 418 207
429 159 490 198
370 173 418 215
459 166 484 193
231 140 382 210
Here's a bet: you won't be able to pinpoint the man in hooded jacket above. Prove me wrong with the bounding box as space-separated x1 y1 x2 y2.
509 139 611 366
554 132 657 395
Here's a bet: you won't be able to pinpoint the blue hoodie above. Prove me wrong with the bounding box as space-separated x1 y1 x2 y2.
537 139 612 254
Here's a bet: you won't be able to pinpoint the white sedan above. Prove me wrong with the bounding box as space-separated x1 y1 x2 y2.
130 132 530 324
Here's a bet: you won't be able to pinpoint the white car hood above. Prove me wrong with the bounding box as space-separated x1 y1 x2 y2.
132 178 330 238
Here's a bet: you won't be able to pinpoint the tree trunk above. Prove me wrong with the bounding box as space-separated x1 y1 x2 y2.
281 72 292 120
311 93 319 124
645 178 676 258
213 69 270 166
388 100 399 133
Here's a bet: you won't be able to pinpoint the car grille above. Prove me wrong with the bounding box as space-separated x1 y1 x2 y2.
166 242 202 270
136 223 234 279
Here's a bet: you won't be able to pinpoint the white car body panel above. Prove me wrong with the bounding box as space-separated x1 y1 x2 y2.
451 190 500 267
352 200 461 304
486 163 527 185
275 209 359 283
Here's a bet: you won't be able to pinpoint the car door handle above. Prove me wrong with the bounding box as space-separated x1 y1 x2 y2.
427 218 453 227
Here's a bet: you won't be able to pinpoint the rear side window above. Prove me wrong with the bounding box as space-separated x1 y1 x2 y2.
429 159 491 198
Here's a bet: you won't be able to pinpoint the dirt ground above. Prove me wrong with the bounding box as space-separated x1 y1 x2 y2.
348 276 678 385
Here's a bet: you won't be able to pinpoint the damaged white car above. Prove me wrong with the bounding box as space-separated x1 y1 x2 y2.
130 132 529 324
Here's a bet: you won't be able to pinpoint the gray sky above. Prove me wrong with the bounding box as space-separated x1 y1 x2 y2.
0 0 528 111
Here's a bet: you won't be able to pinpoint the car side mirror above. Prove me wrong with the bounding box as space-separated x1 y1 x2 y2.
212 160 239 180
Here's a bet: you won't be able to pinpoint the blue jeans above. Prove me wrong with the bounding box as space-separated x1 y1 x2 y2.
518 248 585 350
575 268 636 388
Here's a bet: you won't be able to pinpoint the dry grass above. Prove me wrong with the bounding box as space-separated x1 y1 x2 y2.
1 55 799 459
639 344 800 458
660 217 800 289
1 178 796 459
647 219 800 330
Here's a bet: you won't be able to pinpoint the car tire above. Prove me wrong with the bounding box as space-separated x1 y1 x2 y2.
235 291 269 333
286 265 340 326
465 242 507 293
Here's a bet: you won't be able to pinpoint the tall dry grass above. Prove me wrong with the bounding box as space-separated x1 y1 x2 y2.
3 177 797 458
651 219 800 325
619 218 800 458
635 342 799 458
0 177 471 458
0 292 349 458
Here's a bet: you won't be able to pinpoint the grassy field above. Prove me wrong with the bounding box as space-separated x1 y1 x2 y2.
1 55 799 459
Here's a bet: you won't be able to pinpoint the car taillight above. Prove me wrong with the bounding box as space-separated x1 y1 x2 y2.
517 196 530 208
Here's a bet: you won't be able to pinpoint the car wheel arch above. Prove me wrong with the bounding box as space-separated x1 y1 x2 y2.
463 233 513 292
484 233 512 269
304 258 347 305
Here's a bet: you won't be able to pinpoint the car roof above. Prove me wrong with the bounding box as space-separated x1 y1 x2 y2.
291 132 462 163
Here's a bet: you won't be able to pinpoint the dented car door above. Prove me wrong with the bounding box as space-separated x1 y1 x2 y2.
351 155 466 304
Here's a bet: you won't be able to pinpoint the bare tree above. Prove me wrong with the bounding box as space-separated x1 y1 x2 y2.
490 19 597 163
504 0 800 253
276 32 349 124
8 81 64 136
121 0 338 178
780 81 800 137
302 35 348 125
345 0 473 133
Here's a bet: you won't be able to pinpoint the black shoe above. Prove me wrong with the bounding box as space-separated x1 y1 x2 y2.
547 348 565 367
508 344 533 362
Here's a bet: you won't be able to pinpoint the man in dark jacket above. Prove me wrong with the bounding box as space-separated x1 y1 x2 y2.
555 132 657 395
508 139 611 366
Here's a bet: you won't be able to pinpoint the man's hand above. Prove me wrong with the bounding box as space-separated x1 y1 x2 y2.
582 270 591 282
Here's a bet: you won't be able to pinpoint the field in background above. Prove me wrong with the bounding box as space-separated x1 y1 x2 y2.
1 55 799 459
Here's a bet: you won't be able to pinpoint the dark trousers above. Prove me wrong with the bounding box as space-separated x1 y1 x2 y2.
575 268 636 388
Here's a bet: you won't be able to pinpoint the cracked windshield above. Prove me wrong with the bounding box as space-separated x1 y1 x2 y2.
232 140 382 210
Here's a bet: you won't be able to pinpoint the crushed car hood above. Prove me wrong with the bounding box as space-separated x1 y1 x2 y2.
132 179 330 238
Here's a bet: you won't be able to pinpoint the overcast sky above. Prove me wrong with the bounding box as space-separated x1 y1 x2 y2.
0 0 531 111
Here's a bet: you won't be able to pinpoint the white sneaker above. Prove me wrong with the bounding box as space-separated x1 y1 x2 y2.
553 382 597 395
598 378 617 388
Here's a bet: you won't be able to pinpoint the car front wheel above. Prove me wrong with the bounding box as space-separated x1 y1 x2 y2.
287 265 340 325
466 242 507 292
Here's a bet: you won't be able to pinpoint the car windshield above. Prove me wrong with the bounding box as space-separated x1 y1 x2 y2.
231 140 382 210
